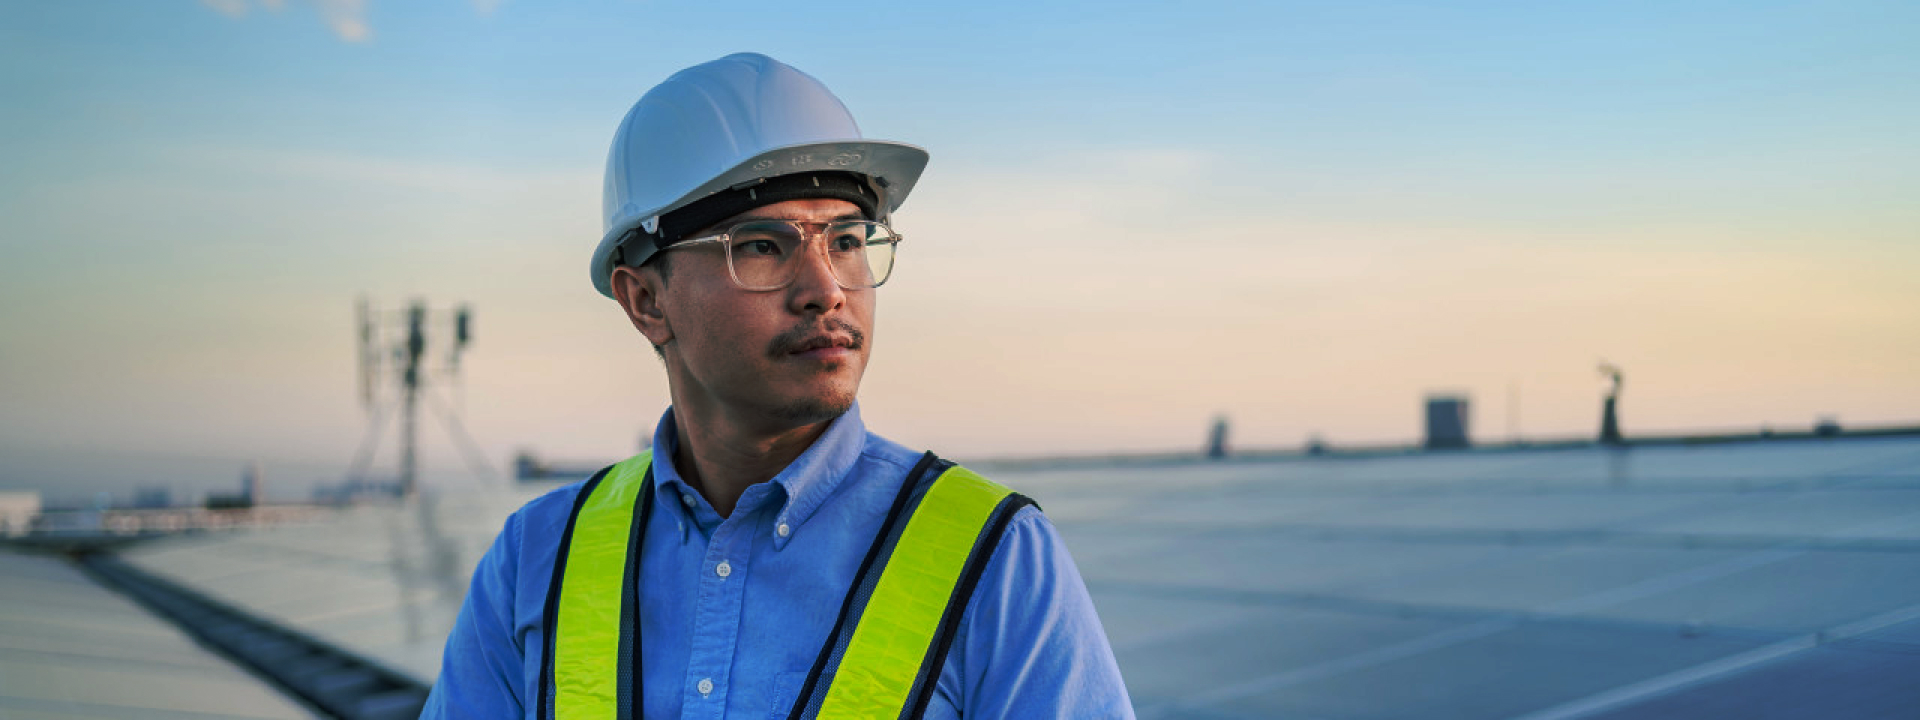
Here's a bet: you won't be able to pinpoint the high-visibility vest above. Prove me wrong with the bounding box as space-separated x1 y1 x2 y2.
537 450 1036 720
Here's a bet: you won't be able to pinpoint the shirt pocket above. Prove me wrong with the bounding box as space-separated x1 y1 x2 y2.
767 671 806 720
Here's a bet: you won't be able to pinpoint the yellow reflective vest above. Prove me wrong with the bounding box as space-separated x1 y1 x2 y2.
537 450 1036 720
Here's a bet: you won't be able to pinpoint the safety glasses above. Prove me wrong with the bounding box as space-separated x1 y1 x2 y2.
662 219 901 291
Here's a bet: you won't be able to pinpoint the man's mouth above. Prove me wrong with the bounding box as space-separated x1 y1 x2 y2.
791 336 855 354
772 321 865 359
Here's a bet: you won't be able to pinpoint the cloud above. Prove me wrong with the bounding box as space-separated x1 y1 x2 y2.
198 0 507 42
199 0 250 17
199 0 287 19
195 0 437 43
197 0 362 41
315 0 369 42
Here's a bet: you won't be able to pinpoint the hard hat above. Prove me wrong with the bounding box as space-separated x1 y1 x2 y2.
591 52 930 298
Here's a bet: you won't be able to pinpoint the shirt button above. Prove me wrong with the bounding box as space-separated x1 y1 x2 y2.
697 677 714 696
715 560 732 578
776 522 791 538
680 492 695 507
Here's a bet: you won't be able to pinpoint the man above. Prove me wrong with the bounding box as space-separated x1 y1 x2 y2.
423 53 1133 719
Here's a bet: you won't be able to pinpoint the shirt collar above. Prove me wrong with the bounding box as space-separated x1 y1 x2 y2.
647 402 869 543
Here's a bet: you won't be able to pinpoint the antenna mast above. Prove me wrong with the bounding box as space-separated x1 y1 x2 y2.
355 298 477 498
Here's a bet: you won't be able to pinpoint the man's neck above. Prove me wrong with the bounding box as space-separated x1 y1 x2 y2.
669 406 833 518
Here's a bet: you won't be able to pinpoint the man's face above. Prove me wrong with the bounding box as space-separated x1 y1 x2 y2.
616 198 876 431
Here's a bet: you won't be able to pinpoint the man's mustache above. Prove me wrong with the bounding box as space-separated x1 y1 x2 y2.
767 319 865 357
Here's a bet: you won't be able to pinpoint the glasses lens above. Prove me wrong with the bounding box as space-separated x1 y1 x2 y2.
826 222 898 289
725 221 805 290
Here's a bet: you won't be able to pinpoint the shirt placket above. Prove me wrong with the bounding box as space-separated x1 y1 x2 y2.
682 509 752 719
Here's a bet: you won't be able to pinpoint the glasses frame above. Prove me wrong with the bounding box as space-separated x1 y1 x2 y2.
657 219 903 292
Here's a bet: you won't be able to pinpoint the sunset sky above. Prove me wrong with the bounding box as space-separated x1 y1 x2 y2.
3 0 1916 503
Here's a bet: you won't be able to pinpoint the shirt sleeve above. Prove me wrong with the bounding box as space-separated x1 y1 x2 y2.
945 505 1136 719
421 510 527 720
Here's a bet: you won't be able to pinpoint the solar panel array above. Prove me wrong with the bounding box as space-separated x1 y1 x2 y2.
0 549 316 719
104 435 1920 718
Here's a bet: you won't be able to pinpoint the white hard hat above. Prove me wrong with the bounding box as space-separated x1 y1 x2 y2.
591 53 930 298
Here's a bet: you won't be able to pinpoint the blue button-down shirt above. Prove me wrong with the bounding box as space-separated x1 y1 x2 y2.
423 404 1134 719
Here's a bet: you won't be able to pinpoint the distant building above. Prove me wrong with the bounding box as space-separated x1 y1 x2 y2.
133 487 173 509
1425 395 1471 450
0 492 40 537
209 462 267 510
205 493 253 510
1815 416 1843 437
514 451 608 485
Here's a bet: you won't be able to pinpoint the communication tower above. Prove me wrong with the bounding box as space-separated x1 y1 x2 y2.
351 298 481 497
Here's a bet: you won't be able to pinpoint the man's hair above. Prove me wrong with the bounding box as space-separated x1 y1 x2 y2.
648 251 675 283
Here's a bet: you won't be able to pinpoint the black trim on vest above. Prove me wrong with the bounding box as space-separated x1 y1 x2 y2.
787 451 945 720
615 465 655 720
538 464 617 720
901 492 1038 719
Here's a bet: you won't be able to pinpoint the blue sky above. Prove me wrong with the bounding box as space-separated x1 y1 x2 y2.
2 1 1916 504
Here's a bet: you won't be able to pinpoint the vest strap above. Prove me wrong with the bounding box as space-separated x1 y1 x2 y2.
788 454 1035 719
542 452 653 720
542 450 1033 720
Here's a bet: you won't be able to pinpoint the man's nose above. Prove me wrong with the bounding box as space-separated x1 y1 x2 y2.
787 235 847 314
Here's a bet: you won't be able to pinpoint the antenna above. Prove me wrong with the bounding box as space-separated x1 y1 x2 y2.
451 305 472 371
352 299 483 498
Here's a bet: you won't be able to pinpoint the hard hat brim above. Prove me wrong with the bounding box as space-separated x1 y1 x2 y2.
592 139 929 299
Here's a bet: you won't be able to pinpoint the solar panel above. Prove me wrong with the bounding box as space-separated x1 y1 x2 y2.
86 434 1920 718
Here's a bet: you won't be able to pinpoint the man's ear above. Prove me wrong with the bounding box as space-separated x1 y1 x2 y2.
610 265 673 349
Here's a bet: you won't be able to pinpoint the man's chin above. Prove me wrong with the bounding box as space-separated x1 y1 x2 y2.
769 392 855 426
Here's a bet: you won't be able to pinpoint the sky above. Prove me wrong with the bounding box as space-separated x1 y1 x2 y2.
2 0 1916 504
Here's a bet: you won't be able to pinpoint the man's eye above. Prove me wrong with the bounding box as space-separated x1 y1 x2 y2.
736 238 782 256
830 234 864 252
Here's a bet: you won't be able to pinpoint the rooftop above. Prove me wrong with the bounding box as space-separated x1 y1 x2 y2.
0 548 316 719
12 434 1919 718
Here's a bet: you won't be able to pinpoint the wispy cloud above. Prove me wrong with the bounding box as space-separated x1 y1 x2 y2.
198 0 362 41
197 0 504 43
198 0 251 17
316 0 369 42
